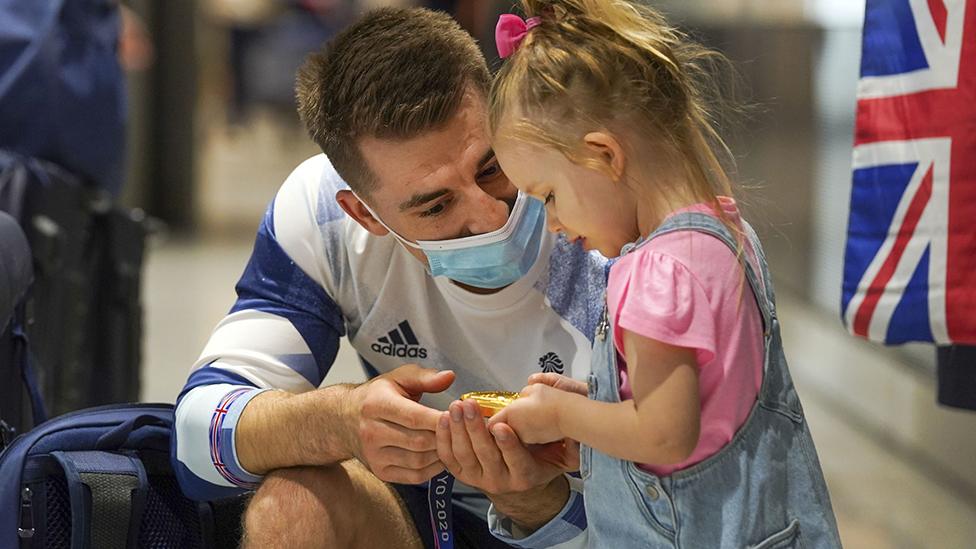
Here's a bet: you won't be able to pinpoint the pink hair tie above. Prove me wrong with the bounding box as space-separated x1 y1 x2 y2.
495 14 542 59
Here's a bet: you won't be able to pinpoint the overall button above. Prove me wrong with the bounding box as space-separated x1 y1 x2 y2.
644 484 660 501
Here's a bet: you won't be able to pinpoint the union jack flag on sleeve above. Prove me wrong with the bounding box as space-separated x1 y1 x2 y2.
843 0 976 345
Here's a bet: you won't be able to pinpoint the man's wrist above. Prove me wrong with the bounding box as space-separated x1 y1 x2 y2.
236 383 362 474
236 390 288 474
489 474 570 532
313 382 362 463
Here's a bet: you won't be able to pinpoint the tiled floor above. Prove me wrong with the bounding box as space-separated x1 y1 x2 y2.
142 233 976 549
796 368 976 549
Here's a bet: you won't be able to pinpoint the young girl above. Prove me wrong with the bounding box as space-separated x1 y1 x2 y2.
486 1 842 547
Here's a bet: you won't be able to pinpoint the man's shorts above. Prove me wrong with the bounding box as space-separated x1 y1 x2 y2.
392 482 513 549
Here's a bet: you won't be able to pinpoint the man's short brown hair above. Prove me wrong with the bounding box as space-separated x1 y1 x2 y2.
296 7 490 195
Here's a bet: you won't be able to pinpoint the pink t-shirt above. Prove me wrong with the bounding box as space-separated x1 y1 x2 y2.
609 198 764 476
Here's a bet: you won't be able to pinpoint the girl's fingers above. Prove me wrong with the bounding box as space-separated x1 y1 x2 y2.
529 373 588 395
527 372 557 385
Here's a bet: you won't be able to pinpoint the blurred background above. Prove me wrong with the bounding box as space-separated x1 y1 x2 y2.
5 0 975 547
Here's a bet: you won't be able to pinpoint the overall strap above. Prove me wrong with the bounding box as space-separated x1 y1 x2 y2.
639 212 775 337
741 219 777 311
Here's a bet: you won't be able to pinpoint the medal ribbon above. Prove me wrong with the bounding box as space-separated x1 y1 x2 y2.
428 470 456 549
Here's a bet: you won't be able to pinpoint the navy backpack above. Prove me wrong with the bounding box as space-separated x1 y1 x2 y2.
0 403 249 549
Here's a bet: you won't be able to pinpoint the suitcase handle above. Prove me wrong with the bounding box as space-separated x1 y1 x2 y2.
95 413 172 450
12 319 47 426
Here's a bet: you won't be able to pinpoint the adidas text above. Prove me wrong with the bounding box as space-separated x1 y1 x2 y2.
371 343 428 359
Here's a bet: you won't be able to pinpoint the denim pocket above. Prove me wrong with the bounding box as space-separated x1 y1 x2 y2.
747 519 800 549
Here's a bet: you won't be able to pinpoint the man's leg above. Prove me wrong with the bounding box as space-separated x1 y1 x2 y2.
242 459 424 549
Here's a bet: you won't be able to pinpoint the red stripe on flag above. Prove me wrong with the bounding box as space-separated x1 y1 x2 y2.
929 0 948 43
853 166 934 337
943 0 976 343
854 88 957 146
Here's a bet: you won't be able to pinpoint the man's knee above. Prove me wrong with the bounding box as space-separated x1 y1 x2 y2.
243 465 358 548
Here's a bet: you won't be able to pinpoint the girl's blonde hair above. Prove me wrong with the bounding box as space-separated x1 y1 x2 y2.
489 0 742 223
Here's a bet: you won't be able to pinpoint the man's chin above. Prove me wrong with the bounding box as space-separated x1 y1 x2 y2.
402 245 508 294
450 279 510 295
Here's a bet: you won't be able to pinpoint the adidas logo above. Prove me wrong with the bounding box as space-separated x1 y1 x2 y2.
538 352 564 374
372 320 429 359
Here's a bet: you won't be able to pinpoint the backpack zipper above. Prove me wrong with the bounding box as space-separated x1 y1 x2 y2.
18 486 34 541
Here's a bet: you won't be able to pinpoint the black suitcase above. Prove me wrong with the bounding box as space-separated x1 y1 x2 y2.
0 209 41 443
0 150 146 422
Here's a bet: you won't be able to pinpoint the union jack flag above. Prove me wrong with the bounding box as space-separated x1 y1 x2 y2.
843 0 976 345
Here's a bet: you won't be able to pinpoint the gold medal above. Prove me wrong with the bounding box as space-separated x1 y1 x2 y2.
460 391 520 418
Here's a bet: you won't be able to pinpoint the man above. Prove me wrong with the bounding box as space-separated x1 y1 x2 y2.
173 7 606 548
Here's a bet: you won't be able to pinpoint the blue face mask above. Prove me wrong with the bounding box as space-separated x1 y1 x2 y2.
355 191 546 289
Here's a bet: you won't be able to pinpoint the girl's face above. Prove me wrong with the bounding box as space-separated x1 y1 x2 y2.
494 134 641 258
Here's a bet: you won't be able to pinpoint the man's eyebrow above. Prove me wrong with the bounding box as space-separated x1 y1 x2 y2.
399 189 450 212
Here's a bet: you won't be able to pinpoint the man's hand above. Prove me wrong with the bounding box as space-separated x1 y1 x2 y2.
435 398 578 530
237 365 453 483
345 365 455 484
436 399 579 494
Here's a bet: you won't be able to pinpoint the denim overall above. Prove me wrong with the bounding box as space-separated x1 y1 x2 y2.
581 212 842 548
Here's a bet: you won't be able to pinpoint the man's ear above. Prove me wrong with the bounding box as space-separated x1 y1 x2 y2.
583 131 626 182
335 189 389 236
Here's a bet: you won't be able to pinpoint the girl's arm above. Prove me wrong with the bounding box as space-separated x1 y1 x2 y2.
492 330 700 466
562 330 700 464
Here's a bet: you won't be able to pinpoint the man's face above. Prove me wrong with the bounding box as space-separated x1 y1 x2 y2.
348 89 518 266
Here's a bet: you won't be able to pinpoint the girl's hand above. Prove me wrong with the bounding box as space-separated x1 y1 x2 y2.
489 384 567 444
527 372 588 396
